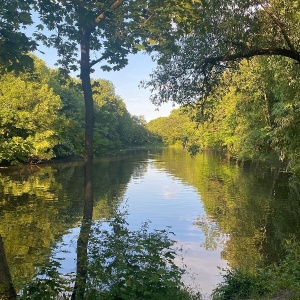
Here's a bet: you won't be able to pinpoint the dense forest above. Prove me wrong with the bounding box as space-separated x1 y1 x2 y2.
147 56 300 173
0 56 159 166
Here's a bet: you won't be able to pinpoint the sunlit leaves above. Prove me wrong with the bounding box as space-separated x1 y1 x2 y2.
0 69 65 164
147 54 300 171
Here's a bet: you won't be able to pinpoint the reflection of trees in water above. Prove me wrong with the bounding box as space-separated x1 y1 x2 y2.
131 161 148 179
156 148 300 272
194 216 228 251
72 158 93 300
72 152 161 299
262 174 300 264
0 165 84 289
0 151 197 299
0 155 139 296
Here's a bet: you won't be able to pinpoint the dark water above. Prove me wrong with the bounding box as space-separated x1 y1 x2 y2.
1 148 300 296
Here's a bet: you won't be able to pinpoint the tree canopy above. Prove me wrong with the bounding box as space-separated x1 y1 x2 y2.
0 0 37 72
0 56 154 166
147 55 300 171
145 0 300 108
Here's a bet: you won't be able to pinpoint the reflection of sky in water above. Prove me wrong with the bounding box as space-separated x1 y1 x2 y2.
124 161 227 295
56 159 227 296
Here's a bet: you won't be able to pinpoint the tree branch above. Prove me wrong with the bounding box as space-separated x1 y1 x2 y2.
262 6 298 56
94 0 124 24
90 52 111 68
201 47 300 71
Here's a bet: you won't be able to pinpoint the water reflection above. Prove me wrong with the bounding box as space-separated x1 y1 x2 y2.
0 165 83 292
157 148 300 271
0 149 299 298
0 152 144 297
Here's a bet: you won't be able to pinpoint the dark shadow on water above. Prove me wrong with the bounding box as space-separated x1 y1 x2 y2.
71 159 94 300
0 234 17 300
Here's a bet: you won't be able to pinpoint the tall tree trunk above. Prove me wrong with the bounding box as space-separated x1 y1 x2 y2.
80 29 94 165
81 29 94 224
71 29 94 300
0 235 17 300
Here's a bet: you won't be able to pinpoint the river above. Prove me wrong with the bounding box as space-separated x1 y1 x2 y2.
1 148 299 298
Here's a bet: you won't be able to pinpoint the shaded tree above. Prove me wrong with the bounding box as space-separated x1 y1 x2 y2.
145 0 300 109
0 0 37 72
34 0 184 166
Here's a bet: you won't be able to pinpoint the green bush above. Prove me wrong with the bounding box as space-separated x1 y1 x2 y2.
86 212 201 300
212 238 300 300
20 211 202 300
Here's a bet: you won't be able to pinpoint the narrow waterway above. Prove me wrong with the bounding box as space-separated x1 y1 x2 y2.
1 148 299 297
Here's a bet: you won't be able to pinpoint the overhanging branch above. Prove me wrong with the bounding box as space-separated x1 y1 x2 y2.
201 47 300 71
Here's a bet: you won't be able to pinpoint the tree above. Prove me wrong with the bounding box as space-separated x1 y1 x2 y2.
31 3 198 296
34 0 184 165
0 0 36 72
145 0 300 108
0 61 67 165
33 1 182 237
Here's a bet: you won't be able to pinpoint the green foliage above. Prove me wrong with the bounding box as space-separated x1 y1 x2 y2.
0 56 86 164
212 269 272 300
0 0 37 72
144 0 300 171
0 56 154 165
0 68 65 164
20 259 73 300
147 56 300 172
34 0 196 73
92 79 158 155
86 211 197 300
146 0 300 107
18 210 202 300
147 108 198 149
212 239 300 300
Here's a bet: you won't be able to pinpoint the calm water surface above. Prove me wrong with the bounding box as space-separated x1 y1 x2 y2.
1 148 300 297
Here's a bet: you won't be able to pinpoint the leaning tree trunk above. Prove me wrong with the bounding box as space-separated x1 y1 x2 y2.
0 235 17 300
71 29 94 300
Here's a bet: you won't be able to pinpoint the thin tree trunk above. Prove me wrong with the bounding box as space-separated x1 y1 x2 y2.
71 28 94 300
80 30 94 167
0 235 17 300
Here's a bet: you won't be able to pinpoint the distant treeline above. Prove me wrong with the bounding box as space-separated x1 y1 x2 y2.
0 56 161 165
147 56 300 173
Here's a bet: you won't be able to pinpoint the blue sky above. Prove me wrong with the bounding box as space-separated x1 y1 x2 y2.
91 53 177 122
34 43 176 122
25 10 178 122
